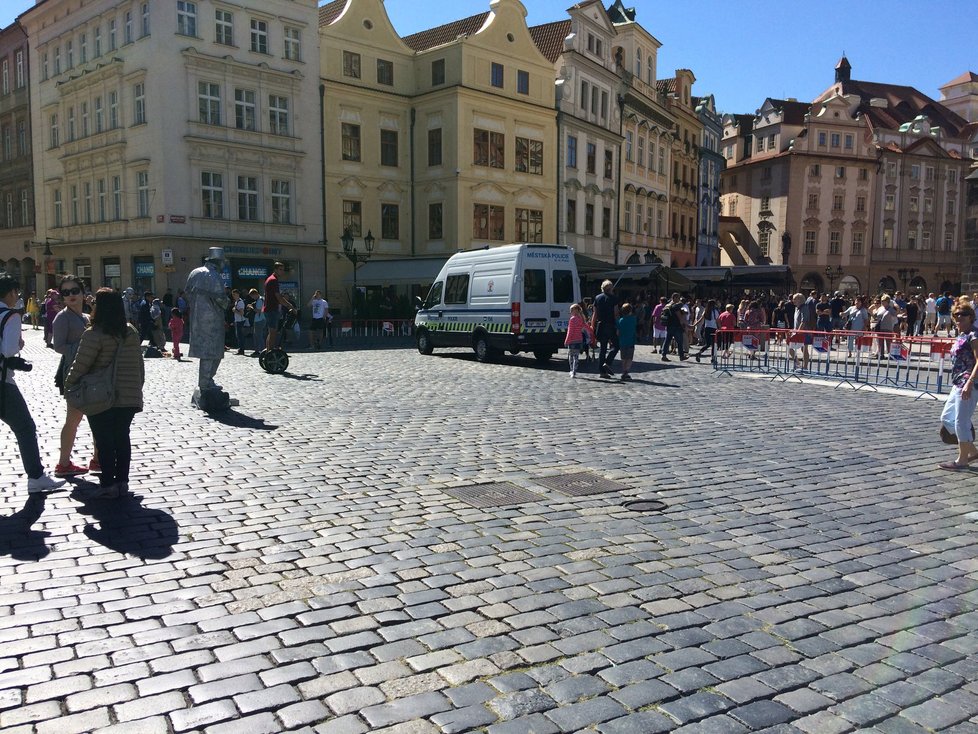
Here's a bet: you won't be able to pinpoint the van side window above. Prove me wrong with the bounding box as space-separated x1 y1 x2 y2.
424 281 443 308
524 269 546 303
445 274 470 304
553 270 574 303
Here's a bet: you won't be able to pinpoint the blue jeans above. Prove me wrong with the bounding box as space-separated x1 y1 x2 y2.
1 381 44 479
252 320 267 352
234 321 247 351
942 385 978 442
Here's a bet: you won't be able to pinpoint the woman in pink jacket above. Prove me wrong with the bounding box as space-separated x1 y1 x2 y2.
564 303 595 378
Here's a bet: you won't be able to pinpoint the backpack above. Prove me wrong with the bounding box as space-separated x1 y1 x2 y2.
937 297 951 315
660 304 677 328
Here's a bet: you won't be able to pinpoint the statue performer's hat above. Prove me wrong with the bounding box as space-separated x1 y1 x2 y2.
205 247 224 262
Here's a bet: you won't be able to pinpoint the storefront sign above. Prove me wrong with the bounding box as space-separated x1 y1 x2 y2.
237 266 269 279
161 249 174 265
169 215 186 224
104 264 121 277
135 262 155 276
224 245 284 255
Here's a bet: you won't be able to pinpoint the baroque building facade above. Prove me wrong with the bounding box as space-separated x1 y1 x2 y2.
0 22 34 288
19 0 323 299
721 58 975 296
694 93 723 266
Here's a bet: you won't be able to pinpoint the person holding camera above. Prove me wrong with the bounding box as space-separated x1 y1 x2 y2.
0 273 65 495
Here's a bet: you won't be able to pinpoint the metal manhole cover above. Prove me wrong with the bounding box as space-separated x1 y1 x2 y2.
622 499 667 512
443 483 544 508
533 471 631 497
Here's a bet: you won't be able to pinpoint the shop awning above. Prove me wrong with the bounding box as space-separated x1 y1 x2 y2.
678 265 793 287
341 257 448 286
593 264 693 291
574 252 615 274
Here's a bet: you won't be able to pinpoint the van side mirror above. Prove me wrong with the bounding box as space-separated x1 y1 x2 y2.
415 295 424 310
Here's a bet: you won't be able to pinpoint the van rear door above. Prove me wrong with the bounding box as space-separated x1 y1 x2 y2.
550 263 577 332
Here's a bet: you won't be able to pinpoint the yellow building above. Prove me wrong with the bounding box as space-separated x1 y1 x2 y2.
319 0 557 314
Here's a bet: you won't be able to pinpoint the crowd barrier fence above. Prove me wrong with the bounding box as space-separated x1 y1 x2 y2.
711 328 956 398
333 319 415 338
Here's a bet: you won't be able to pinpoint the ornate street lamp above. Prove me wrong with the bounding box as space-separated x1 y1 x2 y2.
824 265 843 292
341 227 375 319
897 267 918 293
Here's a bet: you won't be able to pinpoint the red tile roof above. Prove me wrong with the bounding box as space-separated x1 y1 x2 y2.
528 20 571 63
656 78 676 95
402 12 490 52
815 77 970 138
942 71 978 88
318 0 347 27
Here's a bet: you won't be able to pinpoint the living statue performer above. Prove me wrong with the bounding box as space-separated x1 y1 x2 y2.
186 247 230 411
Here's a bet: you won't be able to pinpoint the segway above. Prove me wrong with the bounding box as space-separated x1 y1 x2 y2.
258 310 297 374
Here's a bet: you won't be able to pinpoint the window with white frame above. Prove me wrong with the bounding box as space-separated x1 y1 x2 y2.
198 82 221 125
817 131 826 146
94 96 103 132
624 200 632 232
851 232 864 255
54 46 61 75
271 180 291 223
250 19 268 54
80 34 87 63
908 231 917 250
125 11 133 44
634 48 641 77
844 133 853 150
268 95 288 135
377 59 394 86
215 10 233 45
429 202 443 239
658 147 665 174
637 137 644 167
97 179 106 221
94 27 102 56
343 51 360 78
112 176 121 219
882 227 893 248
136 171 149 216
16 122 25 157
884 193 895 210
53 189 62 227
237 176 258 220
830 132 840 147
235 89 256 131
41 52 48 80
657 208 664 237
832 194 843 211
856 195 865 213
67 40 73 68
70 185 78 224
924 196 932 214
946 232 954 250
829 231 841 255
909 195 918 212
20 190 28 226
910 164 920 179
284 27 301 61
947 199 955 216
343 199 362 236
1 59 8 95
758 230 770 256
516 208 543 243
15 50 24 88
807 192 818 209
381 203 399 240
201 172 223 218
84 182 92 223
490 62 503 88
109 20 116 50
50 114 59 148
141 3 150 36
922 231 931 249
81 102 89 137
109 91 119 128
835 166 845 179
178 2 197 37
133 83 145 124
925 166 935 181
67 107 75 141
804 230 816 254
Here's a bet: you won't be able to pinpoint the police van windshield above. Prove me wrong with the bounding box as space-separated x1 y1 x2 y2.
422 281 443 309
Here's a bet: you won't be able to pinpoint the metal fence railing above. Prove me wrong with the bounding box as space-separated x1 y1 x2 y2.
711 328 955 397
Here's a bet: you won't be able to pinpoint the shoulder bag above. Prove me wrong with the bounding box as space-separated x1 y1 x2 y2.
65 337 122 416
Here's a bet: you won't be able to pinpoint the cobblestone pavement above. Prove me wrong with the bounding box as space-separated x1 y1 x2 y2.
2 328 978 734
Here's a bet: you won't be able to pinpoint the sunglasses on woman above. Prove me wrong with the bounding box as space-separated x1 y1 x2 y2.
60 287 82 296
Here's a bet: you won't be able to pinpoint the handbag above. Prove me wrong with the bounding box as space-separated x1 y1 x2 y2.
64 338 122 416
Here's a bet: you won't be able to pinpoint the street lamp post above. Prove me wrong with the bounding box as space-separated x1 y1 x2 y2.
825 265 843 293
897 267 918 293
341 227 375 319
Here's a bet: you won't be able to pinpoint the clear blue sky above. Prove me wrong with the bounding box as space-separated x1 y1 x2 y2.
2 0 974 115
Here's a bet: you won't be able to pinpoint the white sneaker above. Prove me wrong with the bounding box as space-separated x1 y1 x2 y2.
27 474 67 494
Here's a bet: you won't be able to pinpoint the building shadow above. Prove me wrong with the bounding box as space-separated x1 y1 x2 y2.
204 409 278 430
0 495 51 560
71 489 178 559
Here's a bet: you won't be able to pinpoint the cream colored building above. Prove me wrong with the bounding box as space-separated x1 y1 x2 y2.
319 0 557 310
606 0 676 266
20 0 323 299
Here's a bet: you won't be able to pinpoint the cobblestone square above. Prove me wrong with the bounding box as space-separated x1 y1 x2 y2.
2 330 977 733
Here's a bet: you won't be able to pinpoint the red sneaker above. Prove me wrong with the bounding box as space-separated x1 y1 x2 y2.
54 462 87 477
89 459 101 473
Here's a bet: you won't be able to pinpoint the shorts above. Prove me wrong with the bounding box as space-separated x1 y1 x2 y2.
264 310 281 330
937 313 951 327
619 346 635 361
311 317 325 332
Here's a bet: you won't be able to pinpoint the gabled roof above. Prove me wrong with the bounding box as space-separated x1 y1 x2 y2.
528 20 571 64
656 78 676 95
765 98 811 125
942 71 978 88
318 0 346 27
402 12 490 52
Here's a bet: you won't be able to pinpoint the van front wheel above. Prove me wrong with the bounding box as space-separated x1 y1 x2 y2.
474 333 493 363
416 329 434 355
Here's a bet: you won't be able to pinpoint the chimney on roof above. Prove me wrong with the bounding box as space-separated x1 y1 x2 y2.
835 56 851 84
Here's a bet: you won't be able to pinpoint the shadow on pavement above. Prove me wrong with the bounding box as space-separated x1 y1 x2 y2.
276 372 322 382
71 488 178 559
0 495 51 560
204 409 278 430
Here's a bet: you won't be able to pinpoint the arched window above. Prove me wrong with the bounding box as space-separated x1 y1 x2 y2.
838 275 860 296
800 272 824 294
647 55 654 85
908 276 926 295
634 48 641 77
877 276 896 295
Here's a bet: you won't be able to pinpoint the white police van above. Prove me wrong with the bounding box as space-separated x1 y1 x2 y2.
415 244 580 363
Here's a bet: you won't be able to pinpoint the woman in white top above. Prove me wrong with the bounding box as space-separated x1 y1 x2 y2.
843 296 870 356
307 290 330 350
873 294 899 358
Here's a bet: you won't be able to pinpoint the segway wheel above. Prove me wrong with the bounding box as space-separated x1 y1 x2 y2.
264 348 289 374
258 350 270 371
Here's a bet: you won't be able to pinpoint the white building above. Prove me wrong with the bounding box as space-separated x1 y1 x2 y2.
19 0 323 297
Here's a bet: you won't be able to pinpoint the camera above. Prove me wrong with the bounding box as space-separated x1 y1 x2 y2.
0 355 32 372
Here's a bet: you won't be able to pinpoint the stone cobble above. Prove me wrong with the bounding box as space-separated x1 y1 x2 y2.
1 331 978 731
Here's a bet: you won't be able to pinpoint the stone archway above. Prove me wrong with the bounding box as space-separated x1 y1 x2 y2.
799 272 824 294
878 276 896 295
839 275 860 297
